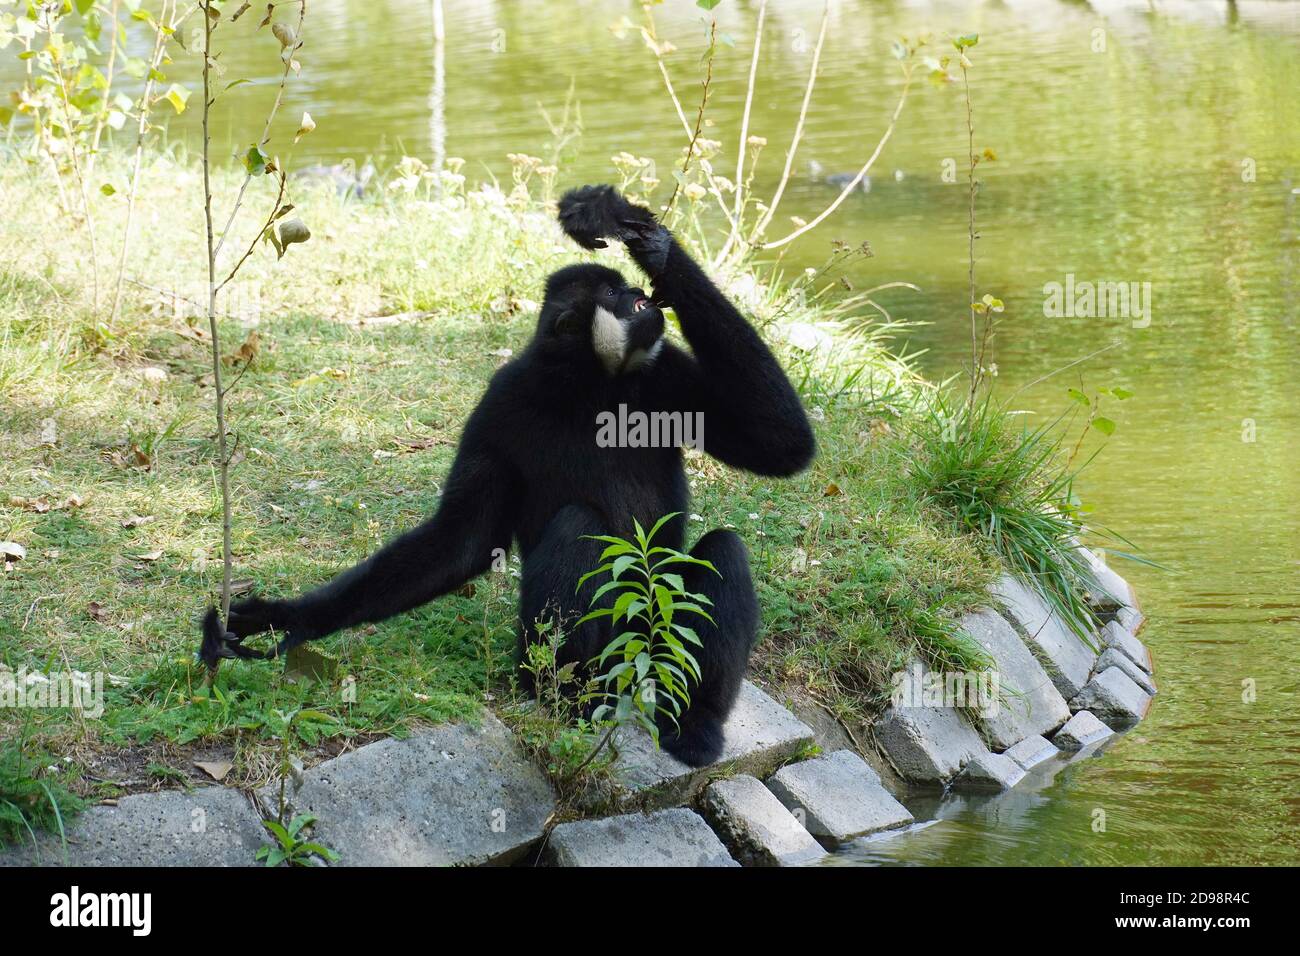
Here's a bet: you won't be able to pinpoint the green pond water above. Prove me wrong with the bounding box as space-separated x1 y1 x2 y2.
14 0 1300 864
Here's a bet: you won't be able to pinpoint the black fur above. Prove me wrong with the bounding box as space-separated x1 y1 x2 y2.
199 185 815 766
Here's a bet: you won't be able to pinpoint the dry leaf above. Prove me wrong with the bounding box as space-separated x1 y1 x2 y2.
391 434 448 452
39 418 57 445
223 329 260 366
294 111 315 143
194 760 232 782
791 547 808 574
271 22 295 48
122 515 155 528
9 496 51 513
133 550 164 562
87 602 108 622
823 482 842 497
1 542 27 562
291 367 346 388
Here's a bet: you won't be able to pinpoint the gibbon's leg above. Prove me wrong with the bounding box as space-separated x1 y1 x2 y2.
516 504 609 694
658 528 758 767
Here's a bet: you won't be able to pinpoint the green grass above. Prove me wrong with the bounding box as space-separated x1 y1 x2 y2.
0 726 84 850
902 392 1105 645
0 147 1059 839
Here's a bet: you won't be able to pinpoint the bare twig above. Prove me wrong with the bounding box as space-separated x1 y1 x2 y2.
640 6 738 233
963 61 979 405
215 167 287 296
752 3 829 241
762 64 914 250
111 1 199 327
429 0 446 181
717 0 767 261
86 0 122 179
212 0 307 262
54 61 102 314
664 19 716 217
1006 342 1121 401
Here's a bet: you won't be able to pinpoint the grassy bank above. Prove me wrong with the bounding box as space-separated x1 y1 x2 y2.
1 148 1018 835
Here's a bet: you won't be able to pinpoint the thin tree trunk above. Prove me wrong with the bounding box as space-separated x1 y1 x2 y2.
201 5 234 620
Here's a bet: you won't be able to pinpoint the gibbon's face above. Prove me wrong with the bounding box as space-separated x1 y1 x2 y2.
542 264 666 375
590 281 665 375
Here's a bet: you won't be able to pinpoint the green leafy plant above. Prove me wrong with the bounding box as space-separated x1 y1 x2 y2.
256 813 339 867
508 620 613 782
267 706 336 824
1065 384 1131 468
577 513 719 752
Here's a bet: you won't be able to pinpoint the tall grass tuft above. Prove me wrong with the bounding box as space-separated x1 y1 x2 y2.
0 730 83 850
904 393 1102 644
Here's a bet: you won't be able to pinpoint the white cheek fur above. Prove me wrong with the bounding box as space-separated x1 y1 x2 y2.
592 305 627 374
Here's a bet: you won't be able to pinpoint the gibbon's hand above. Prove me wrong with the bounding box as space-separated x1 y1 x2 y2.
197 596 302 666
558 185 670 276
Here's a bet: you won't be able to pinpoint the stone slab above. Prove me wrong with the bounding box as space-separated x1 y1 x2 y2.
1115 605 1146 635
1079 547 1138 612
766 750 913 847
1101 620 1154 673
1002 734 1058 771
0 787 264 867
1052 710 1114 750
1097 646 1157 696
953 751 1026 792
701 775 826 867
873 662 990 785
992 573 1099 699
959 608 1071 749
612 681 814 808
1069 666 1152 727
259 711 554 866
544 808 737 867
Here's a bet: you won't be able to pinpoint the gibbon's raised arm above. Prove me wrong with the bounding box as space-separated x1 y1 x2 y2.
201 424 517 663
558 185 815 476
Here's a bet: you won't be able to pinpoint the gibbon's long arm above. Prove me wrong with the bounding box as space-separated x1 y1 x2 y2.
200 430 517 664
558 185 815 476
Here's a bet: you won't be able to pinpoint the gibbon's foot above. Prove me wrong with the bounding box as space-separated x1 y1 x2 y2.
659 711 726 768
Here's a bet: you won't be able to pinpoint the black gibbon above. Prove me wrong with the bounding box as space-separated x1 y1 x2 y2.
200 185 815 766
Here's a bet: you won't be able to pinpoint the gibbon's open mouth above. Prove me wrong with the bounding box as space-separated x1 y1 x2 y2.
633 297 649 312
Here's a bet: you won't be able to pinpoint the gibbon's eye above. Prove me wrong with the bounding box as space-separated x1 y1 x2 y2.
606 288 616 297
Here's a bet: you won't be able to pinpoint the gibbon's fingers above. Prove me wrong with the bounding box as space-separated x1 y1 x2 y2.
199 608 267 666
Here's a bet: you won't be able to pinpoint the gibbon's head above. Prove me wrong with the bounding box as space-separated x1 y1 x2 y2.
538 264 666 375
